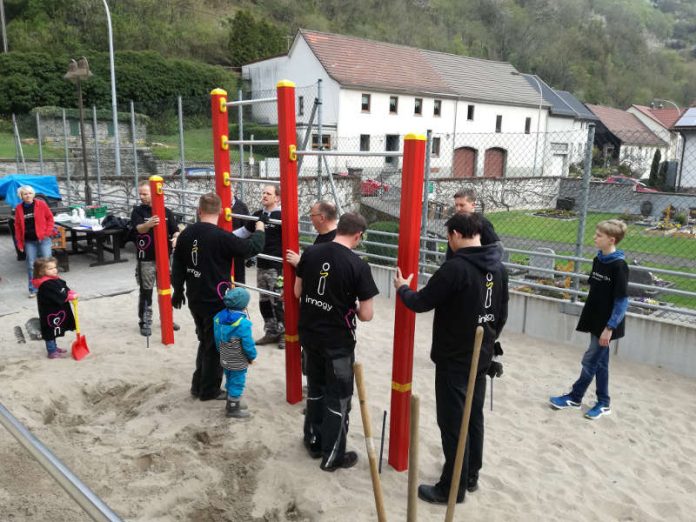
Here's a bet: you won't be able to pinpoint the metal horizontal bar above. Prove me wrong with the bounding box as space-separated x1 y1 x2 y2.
233 281 281 298
0 402 123 522
226 96 277 107
257 253 283 263
296 150 402 157
231 213 282 226
227 177 280 184
225 140 278 146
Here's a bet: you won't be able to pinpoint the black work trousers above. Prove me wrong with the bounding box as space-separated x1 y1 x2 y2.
435 363 487 497
303 344 354 469
190 307 223 400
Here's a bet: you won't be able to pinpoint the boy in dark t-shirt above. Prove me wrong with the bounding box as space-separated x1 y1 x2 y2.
130 181 180 336
550 219 629 420
294 212 379 472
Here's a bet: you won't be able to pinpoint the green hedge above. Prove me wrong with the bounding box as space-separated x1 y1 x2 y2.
365 221 399 266
0 51 237 118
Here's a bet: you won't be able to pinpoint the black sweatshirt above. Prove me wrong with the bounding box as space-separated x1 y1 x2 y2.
172 222 264 312
398 244 509 372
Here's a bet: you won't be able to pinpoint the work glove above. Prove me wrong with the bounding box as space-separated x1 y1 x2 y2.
487 360 504 379
172 290 186 309
257 213 270 225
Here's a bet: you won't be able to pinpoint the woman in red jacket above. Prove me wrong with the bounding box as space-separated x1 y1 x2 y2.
14 185 55 297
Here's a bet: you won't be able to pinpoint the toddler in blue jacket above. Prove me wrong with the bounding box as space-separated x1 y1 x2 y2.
214 287 257 418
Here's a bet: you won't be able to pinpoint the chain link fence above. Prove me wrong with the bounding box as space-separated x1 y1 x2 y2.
2 87 695 323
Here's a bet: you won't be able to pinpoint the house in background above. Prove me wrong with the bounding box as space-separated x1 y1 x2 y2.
627 104 684 161
586 104 667 178
243 29 553 179
521 74 598 177
672 108 696 189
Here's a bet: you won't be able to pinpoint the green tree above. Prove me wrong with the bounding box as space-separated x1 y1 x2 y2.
648 149 662 187
227 11 287 68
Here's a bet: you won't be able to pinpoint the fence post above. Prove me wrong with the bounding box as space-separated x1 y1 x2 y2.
420 129 432 271
276 79 302 405
238 88 245 202
389 133 427 471
36 112 44 175
317 78 323 198
92 106 102 206
573 123 596 298
210 89 232 232
62 109 71 206
130 100 138 196
177 95 186 210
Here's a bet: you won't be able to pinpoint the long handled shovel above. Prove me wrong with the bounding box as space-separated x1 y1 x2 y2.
354 363 387 522
445 326 483 522
407 395 420 522
71 298 90 361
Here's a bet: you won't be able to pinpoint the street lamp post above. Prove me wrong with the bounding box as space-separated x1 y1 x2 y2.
65 57 93 205
512 71 543 176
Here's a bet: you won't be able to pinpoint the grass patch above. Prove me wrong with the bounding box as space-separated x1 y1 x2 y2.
0 131 64 161
149 128 266 163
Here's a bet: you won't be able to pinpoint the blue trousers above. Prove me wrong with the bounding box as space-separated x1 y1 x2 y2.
224 368 248 398
570 335 611 406
25 237 53 293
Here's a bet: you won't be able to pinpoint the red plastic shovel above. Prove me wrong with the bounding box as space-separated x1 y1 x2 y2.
71 298 90 361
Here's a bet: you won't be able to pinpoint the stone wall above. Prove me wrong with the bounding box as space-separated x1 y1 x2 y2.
559 178 696 217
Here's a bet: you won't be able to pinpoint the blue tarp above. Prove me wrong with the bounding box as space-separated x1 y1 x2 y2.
0 174 62 208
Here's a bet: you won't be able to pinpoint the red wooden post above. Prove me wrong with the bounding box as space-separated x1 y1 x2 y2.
276 80 302 405
149 175 175 346
210 88 233 233
388 134 426 471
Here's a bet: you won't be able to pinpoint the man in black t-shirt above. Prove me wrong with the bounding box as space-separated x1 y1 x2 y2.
285 200 338 268
294 212 379 472
235 184 284 348
232 193 250 284
130 181 180 337
445 189 501 260
172 193 265 401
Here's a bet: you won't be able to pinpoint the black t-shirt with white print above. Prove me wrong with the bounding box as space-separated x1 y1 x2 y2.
297 241 379 356
576 256 629 340
130 204 178 261
245 208 282 269
22 202 37 241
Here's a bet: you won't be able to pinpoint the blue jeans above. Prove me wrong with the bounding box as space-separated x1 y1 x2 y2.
570 335 610 406
45 339 57 354
25 237 53 293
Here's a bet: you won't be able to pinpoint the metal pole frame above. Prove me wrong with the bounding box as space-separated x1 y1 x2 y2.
102 0 121 177
238 88 245 202
36 111 44 174
420 129 432 271
276 79 302 405
317 78 323 198
130 100 138 196
177 95 186 209
388 133 427 471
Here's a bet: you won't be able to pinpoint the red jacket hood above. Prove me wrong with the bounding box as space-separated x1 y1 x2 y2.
31 275 58 289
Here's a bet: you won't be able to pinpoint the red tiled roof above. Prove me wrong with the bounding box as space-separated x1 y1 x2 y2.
586 104 666 146
300 30 454 96
631 104 684 129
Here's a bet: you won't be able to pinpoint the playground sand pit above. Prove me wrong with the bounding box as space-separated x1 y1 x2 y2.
1 291 696 521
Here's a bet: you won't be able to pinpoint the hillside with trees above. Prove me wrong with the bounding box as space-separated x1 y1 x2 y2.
2 0 696 114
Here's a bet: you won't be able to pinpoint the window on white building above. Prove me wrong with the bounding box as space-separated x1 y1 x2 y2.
496 115 502 133
525 117 531 134
467 104 475 120
414 98 423 115
311 134 331 150
434 99 442 117
360 134 370 151
298 96 304 117
385 134 399 164
361 94 371 112
432 137 441 157
389 96 399 114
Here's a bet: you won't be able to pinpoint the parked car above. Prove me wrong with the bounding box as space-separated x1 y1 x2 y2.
171 167 216 177
360 178 390 197
604 175 658 193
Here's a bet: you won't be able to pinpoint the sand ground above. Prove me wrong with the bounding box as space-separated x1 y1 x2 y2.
1 285 696 521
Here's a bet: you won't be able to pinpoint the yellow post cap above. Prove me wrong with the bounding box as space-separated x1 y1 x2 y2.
277 79 296 88
149 175 163 181
210 88 227 96
404 133 427 141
